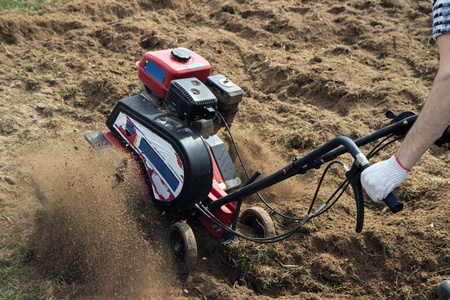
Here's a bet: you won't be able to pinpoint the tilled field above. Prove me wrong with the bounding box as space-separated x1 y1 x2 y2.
1 0 449 299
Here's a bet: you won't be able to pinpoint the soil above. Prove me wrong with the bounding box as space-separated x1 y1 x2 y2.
1 0 449 299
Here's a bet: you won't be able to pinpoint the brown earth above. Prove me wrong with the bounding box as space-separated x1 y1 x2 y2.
1 0 449 299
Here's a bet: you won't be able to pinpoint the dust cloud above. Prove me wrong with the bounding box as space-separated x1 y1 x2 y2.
25 135 183 299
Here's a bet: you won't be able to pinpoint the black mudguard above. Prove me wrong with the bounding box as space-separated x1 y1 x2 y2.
106 94 213 212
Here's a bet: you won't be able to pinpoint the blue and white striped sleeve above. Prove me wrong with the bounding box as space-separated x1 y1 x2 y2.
432 0 450 39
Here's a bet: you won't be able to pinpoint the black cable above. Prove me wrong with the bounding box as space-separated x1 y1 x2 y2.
313 180 350 218
218 113 250 178
196 169 351 244
218 113 300 220
367 135 404 159
196 202 306 243
197 123 353 243
218 113 348 221
213 112 403 243
365 133 393 158
307 160 346 215
310 135 404 219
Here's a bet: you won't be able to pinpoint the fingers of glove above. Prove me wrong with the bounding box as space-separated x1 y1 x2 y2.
361 165 395 203
361 154 410 203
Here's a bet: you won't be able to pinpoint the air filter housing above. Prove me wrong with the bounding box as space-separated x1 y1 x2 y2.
205 74 243 126
165 78 218 122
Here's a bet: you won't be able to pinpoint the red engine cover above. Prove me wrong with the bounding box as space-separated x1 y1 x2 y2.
136 48 212 99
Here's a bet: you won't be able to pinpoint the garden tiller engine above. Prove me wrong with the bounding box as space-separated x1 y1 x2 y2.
85 48 440 274
107 48 243 213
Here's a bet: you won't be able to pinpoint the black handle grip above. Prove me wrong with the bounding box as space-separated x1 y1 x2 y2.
359 164 404 214
383 192 403 213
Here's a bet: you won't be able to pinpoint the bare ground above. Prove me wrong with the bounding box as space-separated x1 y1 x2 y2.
0 0 449 299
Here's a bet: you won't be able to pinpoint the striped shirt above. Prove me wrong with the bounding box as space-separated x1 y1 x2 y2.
432 0 450 39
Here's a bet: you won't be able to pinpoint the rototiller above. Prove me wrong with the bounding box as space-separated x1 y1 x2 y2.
85 48 450 274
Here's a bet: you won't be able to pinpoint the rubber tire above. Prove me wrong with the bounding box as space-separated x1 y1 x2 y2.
239 207 276 238
169 222 197 274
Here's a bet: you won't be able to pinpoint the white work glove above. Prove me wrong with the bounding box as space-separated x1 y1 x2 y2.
361 154 411 203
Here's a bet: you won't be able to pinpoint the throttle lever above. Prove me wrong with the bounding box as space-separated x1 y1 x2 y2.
346 163 365 233
346 162 404 232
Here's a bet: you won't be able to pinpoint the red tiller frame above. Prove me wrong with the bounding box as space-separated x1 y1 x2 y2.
99 129 236 238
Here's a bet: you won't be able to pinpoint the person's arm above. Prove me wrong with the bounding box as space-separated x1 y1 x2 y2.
395 33 450 169
361 33 450 203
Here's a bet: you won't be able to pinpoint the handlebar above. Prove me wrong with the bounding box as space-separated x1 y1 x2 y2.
197 110 446 243
209 135 405 232
435 124 450 148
